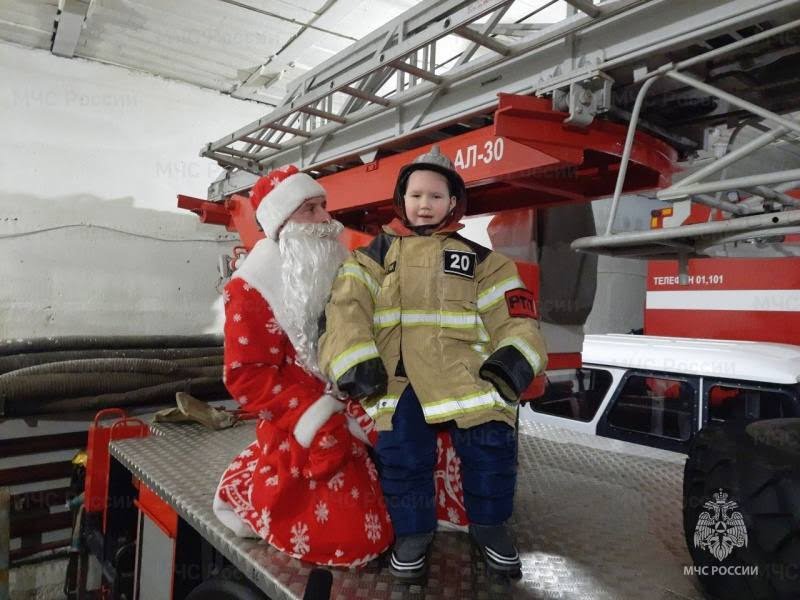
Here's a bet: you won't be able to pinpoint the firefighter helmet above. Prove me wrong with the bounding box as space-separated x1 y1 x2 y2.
394 145 467 225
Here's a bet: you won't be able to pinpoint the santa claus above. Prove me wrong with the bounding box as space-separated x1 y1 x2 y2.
212 165 393 566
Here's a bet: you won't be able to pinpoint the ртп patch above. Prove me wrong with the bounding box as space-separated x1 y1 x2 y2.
505 288 537 319
443 250 476 279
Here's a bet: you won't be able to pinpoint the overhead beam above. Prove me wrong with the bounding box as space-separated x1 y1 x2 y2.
572 209 800 254
51 0 91 58
564 0 601 18
657 169 800 201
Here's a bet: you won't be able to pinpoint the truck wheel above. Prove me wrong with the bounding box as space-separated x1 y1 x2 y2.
184 577 268 600
746 418 800 457
683 420 800 600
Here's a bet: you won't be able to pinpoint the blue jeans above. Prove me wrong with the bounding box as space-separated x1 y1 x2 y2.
375 385 517 536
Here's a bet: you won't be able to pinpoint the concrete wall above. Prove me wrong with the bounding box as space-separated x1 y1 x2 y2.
0 42 266 338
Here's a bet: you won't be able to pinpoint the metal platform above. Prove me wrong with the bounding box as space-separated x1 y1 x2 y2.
110 419 704 599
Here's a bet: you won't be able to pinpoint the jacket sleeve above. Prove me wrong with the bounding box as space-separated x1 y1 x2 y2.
476 254 548 403
318 249 387 399
223 278 338 437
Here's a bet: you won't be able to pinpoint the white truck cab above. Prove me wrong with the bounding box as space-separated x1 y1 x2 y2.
529 334 800 453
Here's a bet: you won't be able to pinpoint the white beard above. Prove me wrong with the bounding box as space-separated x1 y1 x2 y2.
277 220 348 377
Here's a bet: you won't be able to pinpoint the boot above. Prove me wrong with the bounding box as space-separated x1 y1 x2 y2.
388 532 434 582
469 523 522 577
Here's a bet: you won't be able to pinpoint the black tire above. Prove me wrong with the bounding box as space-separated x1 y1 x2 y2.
184 577 269 600
746 418 800 458
683 420 800 600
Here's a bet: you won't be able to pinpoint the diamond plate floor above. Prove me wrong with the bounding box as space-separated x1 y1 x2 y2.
111 420 705 599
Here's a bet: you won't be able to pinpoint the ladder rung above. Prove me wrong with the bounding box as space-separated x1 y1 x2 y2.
341 86 392 107
455 26 511 56
299 106 347 124
242 136 282 150
215 147 258 159
269 123 312 137
391 60 442 84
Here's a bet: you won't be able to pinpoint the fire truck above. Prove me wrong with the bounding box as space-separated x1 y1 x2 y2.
63 0 800 598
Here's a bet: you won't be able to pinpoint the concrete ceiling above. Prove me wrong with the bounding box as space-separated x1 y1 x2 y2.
0 0 429 104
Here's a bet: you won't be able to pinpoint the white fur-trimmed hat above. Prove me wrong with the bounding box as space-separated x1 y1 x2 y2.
252 166 326 239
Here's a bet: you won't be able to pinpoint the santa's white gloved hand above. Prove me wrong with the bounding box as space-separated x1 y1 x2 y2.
293 393 345 448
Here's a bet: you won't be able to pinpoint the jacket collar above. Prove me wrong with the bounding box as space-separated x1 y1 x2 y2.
383 217 464 237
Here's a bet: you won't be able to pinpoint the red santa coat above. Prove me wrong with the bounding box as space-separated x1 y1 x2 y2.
215 273 393 567
213 239 467 568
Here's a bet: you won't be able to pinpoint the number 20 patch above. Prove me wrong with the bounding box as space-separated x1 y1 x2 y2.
443 250 476 279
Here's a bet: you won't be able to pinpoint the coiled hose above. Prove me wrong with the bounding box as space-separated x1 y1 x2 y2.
0 336 228 418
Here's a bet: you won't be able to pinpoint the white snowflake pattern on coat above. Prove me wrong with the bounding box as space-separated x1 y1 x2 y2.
446 447 463 493
364 513 382 543
351 442 365 457
366 458 378 482
314 501 329 523
327 471 345 491
318 434 337 449
290 522 310 556
352 553 379 568
259 508 271 538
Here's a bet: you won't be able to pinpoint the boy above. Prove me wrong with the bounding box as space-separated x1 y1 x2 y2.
319 146 547 580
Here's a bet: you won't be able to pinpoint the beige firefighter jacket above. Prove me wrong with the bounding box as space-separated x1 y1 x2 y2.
319 220 547 431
